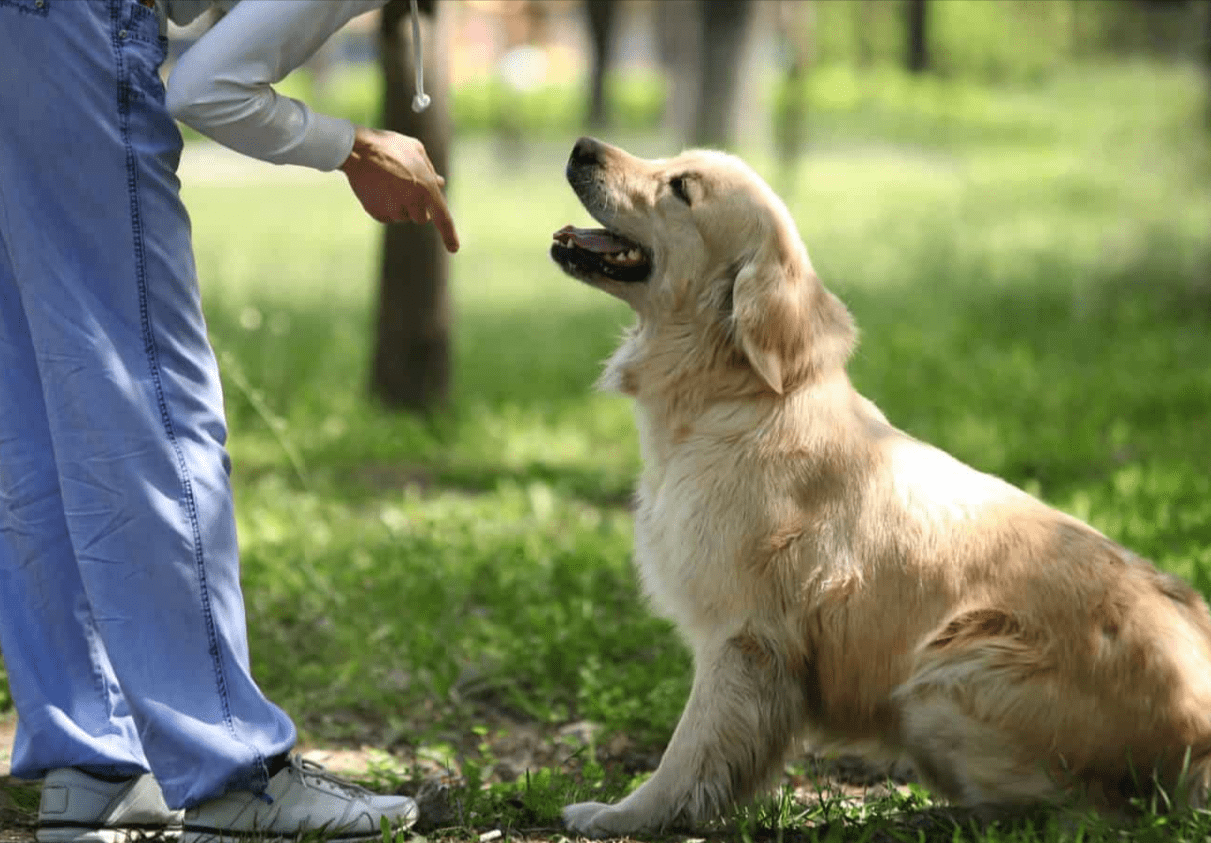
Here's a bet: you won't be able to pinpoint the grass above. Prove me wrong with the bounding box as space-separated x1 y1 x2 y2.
3 59 1211 841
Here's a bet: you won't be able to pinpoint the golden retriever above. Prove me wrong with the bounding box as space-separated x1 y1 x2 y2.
548 136 1211 838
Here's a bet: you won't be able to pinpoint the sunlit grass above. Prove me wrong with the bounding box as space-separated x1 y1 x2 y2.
178 61 1211 757
3 61 1210 840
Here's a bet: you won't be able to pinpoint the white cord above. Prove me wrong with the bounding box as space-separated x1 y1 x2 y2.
409 0 431 113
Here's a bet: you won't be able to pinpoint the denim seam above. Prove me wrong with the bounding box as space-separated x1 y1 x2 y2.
0 0 51 18
0 162 18 281
83 593 117 753
108 0 265 789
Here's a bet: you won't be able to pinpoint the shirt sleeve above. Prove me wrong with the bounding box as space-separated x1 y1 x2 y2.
165 0 389 172
163 0 235 27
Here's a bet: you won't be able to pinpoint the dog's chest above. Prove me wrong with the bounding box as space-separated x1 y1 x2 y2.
630 425 759 637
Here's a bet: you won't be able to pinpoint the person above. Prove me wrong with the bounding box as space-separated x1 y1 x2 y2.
0 1 457 840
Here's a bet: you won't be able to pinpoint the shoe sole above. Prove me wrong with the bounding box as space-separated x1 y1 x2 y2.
182 819 414 843
37 826 183 843
181 808 417 843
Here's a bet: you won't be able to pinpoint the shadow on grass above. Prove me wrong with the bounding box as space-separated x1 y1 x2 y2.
0 777 38 841
210 224 1211 546
339 460 634 512
792 807 1027 843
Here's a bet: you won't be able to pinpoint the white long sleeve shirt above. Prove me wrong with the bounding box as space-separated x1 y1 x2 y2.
164 0 388 172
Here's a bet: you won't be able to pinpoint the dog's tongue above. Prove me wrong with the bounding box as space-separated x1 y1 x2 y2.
553 225 629 254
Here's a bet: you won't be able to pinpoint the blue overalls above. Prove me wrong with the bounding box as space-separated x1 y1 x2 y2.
0 0 295 809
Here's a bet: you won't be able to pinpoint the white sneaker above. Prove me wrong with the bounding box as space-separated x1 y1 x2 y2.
182 756 418 843
37 767 183 843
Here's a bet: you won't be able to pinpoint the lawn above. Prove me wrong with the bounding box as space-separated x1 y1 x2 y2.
3 60 1211 841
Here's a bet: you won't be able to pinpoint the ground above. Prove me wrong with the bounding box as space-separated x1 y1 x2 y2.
0 708 930 841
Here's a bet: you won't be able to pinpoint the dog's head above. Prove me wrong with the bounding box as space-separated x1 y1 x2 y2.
551 137 855 398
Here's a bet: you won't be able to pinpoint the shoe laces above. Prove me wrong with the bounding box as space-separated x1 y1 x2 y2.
287 755 374 801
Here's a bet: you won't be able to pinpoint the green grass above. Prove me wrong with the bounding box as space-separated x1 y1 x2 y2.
4 60 1211 840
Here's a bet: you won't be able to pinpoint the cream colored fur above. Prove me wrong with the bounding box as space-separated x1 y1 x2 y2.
553 138 1211 838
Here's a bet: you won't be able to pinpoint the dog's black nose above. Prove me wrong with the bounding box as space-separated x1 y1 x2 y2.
570 136 604 169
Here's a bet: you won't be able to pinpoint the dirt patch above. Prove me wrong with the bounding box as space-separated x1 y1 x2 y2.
0 715 14 778
0 707 926 841
0 776 36 843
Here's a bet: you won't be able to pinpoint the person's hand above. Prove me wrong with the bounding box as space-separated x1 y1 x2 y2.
339 126 459 253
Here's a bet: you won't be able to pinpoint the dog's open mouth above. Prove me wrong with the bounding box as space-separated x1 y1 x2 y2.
551 225 652 283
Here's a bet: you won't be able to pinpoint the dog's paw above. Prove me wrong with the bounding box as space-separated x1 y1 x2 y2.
562 801 635 839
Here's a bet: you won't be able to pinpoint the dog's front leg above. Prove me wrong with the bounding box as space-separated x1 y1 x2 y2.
563 631 808 838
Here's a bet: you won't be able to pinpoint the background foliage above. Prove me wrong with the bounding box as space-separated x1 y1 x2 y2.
2 1 1211 837
117 57 1211 751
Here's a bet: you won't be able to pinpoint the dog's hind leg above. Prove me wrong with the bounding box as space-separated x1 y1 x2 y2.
563 629 810 838
890 611 1072 813
896 603 1211 817
896 686 1062 812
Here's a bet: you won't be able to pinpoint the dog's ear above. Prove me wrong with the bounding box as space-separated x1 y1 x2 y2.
731 238 855 394
732 255 797 394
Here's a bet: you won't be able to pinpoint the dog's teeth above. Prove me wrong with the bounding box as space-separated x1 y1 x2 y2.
600 248 644 267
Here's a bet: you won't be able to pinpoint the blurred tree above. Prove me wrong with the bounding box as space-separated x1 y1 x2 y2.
654 0 700 144
654 0 755 149
774 0 815 185
584 0 618 130
695 0 755 147
905 0 929 74
1138 0 1196 56
373 0 452 411
1069 0 1084 59
854 0 875 69
1205 0 1211 128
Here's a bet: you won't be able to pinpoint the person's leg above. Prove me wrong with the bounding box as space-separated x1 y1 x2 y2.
0 0 294 809
0 214 151 783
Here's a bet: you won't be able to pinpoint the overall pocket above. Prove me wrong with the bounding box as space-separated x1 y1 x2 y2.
117 0 162 44
117 0 170 106
0 0 51 18
116 0 180 165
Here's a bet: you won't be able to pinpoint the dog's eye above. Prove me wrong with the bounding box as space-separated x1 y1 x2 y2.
669 175 692 206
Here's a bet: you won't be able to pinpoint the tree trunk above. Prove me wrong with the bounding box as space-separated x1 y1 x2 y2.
654 0 702 147
1069 0 1082 60
855 0 875 69
905 0 929 74
372 0 452 412
1205 0 1211 128
585 0 618 131
694 0 754 148
774 0 814 183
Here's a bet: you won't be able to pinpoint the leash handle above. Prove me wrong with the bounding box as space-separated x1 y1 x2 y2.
409 0 431 113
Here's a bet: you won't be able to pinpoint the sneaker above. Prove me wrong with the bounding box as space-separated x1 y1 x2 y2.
37 767 184 843
183 755 418 843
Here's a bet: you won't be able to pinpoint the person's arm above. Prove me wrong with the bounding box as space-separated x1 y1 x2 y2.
163 0 236 27
165 0 387 172
166 0 458 252
339 125 459 253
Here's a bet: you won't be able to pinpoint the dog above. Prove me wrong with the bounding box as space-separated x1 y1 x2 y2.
548 136 1211 838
